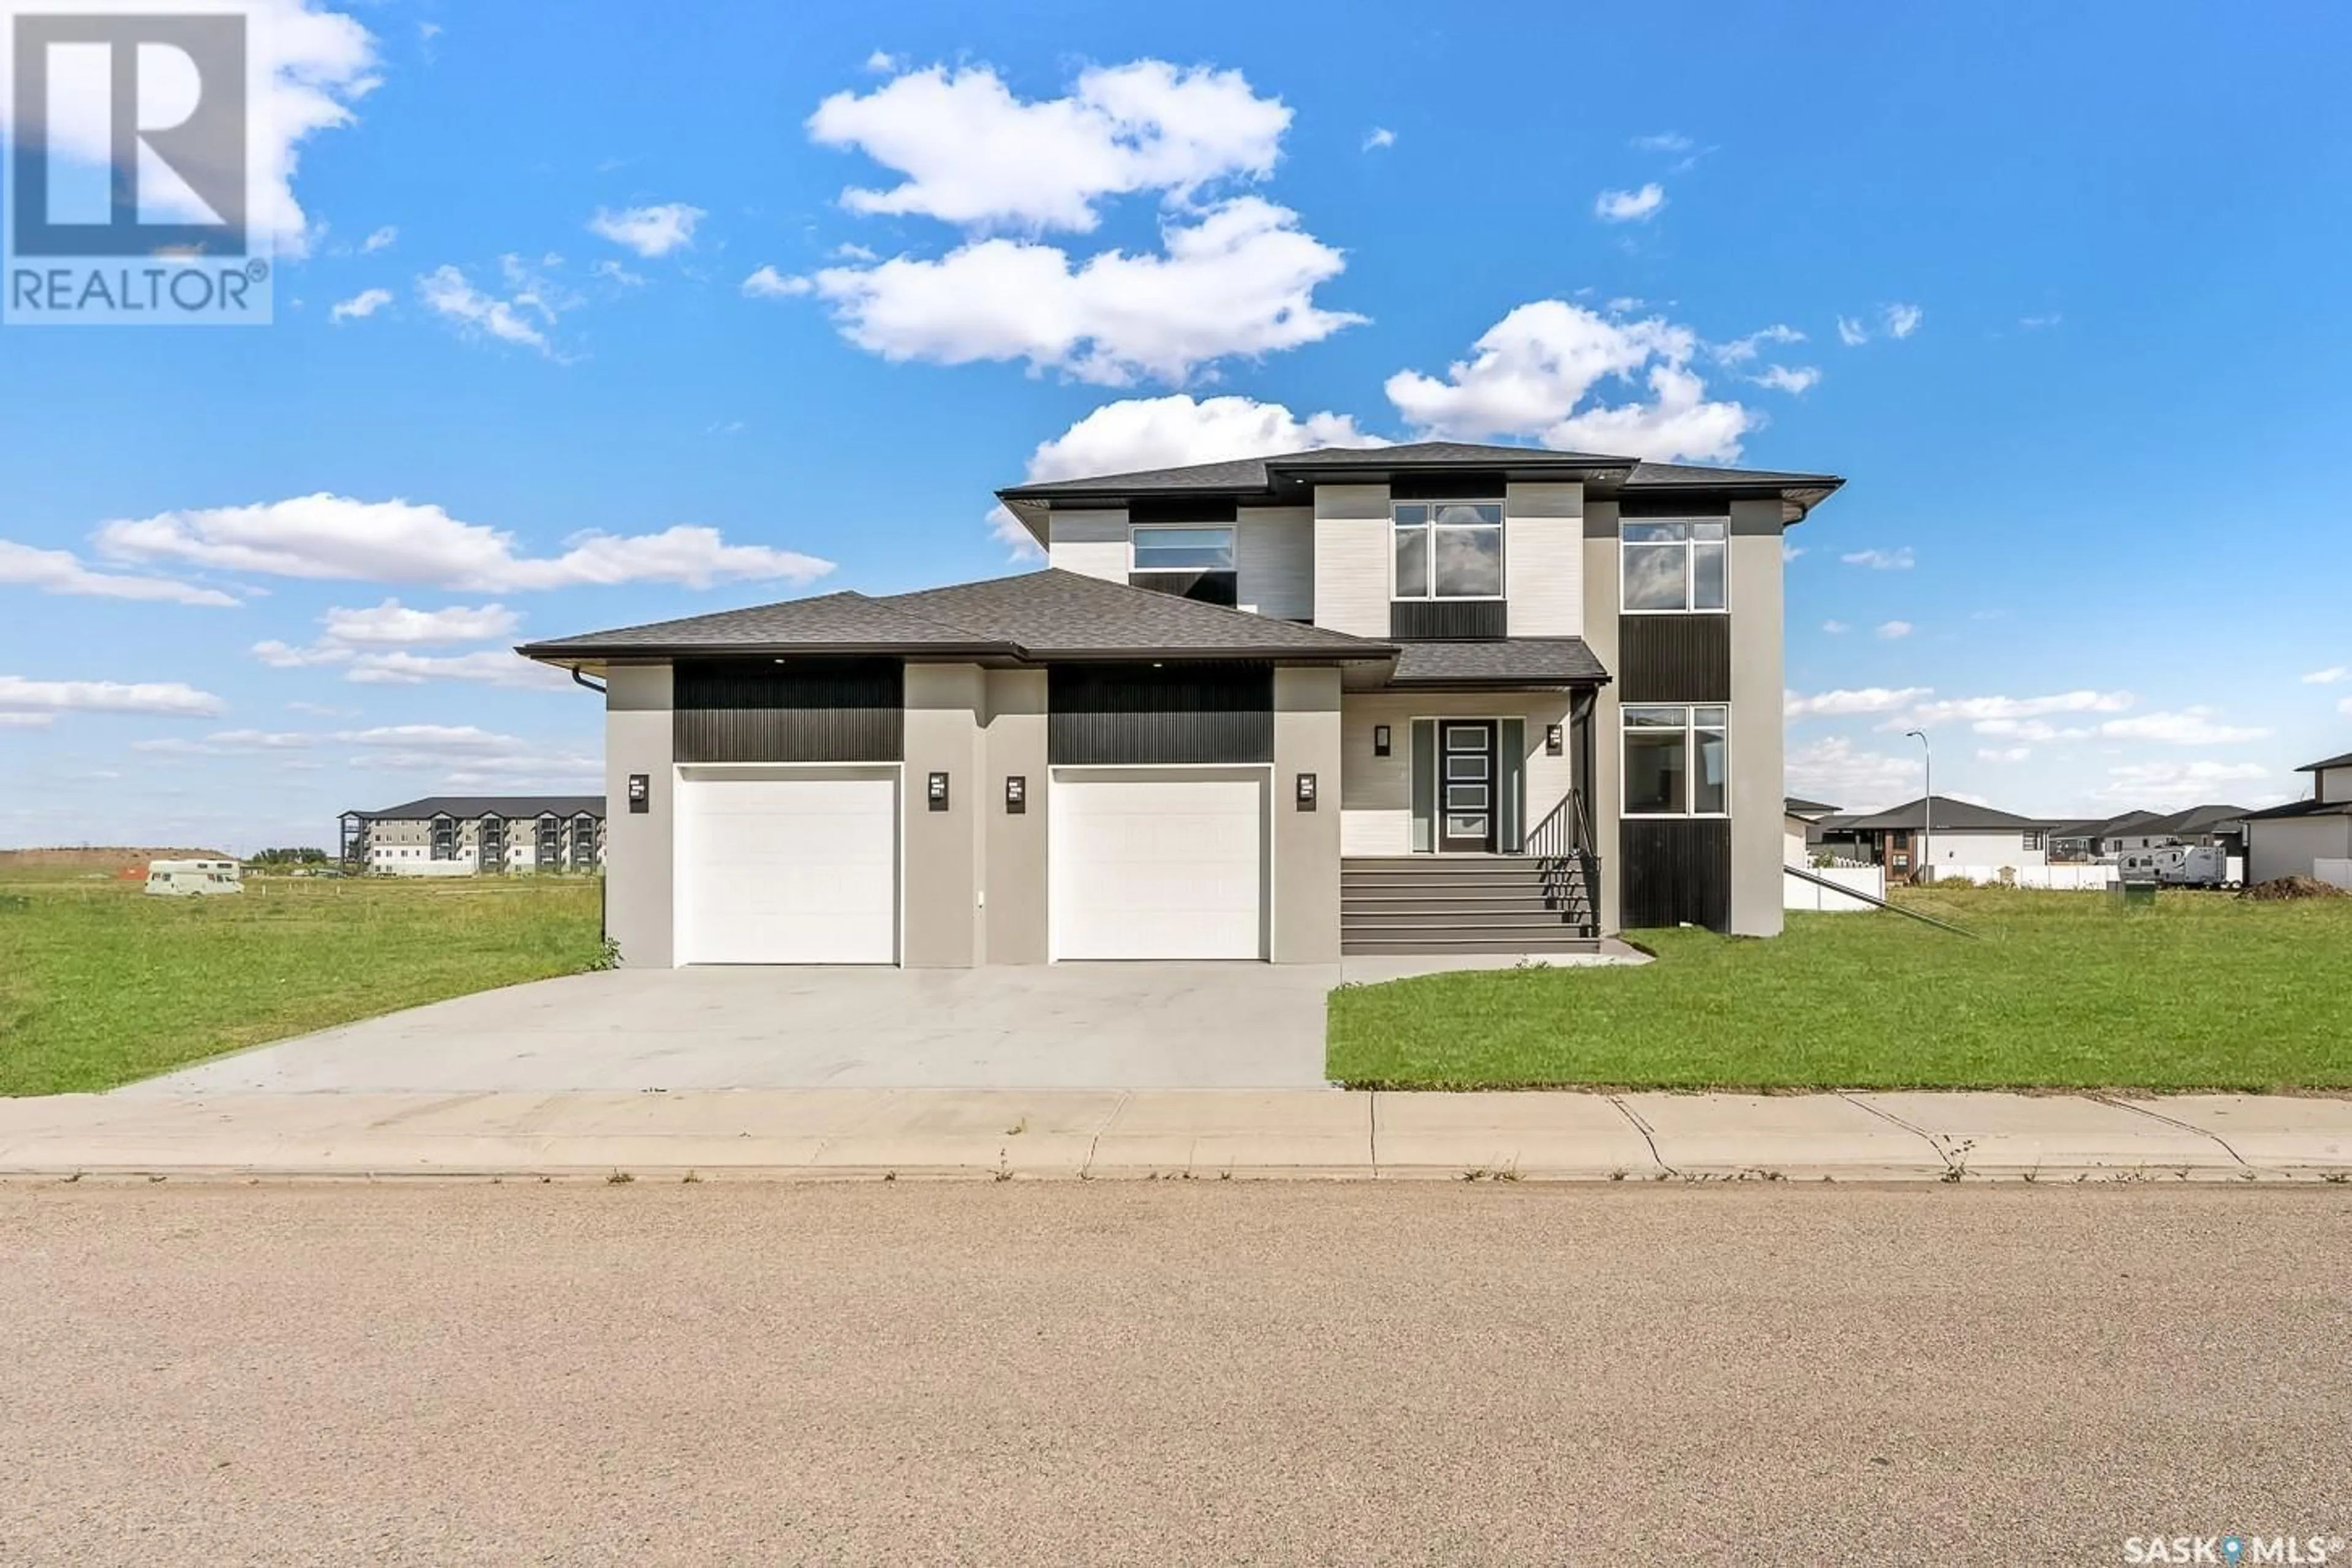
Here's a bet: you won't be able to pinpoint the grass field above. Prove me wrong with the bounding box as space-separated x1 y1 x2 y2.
1327 886 2352 1091
0 875 605 1096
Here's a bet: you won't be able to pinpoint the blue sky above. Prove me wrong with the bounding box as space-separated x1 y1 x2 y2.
4 0 2350 850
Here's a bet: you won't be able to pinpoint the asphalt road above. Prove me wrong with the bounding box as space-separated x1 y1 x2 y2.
2 1182 2346 1566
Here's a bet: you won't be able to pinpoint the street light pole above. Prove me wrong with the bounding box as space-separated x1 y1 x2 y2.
1905 729 1932 884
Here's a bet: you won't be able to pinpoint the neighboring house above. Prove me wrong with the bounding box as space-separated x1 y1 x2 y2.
1816 794 2059 884
2103 802 2250 859
518 441 1842 967
1784 796 1839 867
2241 748 2352 884
2049 809 2160 862
341 796 606 875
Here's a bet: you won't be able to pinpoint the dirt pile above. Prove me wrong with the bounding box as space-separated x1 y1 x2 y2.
2240 875 2349 902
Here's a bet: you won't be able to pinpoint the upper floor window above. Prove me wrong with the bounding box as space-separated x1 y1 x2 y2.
1623 519 1728 612
1393 502 1503 600
1129 525 1237 607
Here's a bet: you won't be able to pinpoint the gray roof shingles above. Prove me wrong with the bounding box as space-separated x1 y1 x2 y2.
520 570 1394 663
1835 795 2060 832
1386 639 1609 687
997 441 1842 500
350 794 604 821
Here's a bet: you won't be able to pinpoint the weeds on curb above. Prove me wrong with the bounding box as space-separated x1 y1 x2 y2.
606 1170 635 1185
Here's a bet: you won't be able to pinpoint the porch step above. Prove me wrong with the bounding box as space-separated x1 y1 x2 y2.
1340 854 1597 954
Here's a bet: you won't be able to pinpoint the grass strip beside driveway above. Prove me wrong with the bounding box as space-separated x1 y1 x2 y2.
1326 888 2352 1091
0 877 605 1096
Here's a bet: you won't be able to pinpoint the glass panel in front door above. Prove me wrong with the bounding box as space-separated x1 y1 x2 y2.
1439 725 1496 850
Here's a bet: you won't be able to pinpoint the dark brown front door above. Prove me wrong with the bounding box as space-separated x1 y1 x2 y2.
1439 721 1498 853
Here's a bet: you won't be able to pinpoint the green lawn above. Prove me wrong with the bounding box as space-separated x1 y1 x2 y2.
1327 887 2352 1091
0 875 606 1096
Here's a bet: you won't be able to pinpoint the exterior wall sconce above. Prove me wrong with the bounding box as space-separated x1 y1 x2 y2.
1005 775 1027 814
1373 724 1392 757
1545 723 1564 757
627 774 649 813
1295 772 1317 810
927 771 951 812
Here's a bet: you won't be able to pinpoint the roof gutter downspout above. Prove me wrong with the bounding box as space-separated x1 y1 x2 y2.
570 666 607 696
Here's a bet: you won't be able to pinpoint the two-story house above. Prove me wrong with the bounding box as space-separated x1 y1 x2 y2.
2241 748 2352 884
518 442 1841 966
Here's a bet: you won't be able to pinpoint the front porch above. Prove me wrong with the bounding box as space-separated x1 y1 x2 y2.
1336 688 1603 953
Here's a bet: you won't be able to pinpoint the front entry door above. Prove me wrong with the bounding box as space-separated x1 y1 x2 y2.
1439 722 1499 853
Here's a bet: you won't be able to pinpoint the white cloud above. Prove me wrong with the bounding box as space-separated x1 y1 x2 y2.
133 729 314 756
1977 747 2031 763
1751 364 1820 394
0 675 224 717
2340 696 2352 718
990 393 1383 559
2301 665 2348 685
1785 687 1932 718
1785 736 1921 813
1594 183 1666 223
1630 132 1693 153
2097 708 2271 746
322 600 521 644
417 262 563 352
1384 300 1754 462
1362 126 1396 152
0 0 380 260
362 225 398 253
1883 303 1924 339
587 202 705 258
1972 718 2090 742
864 50 900 73
1841 547 1915 570
0 538 236 606
742 265 812 300
0 712 55 728
285 700 349 717
343 649 572 690
1821 620 1851 635
338 723 522 753
1904 691 2134 727
1836 315 1870 347
809 196 1362 385
1713 325 1804 364
2019 313 2061 330
97 496 834 592
807 61 1289 232
1875 620 1913 640
329 287 393 323
2094 760 2271 810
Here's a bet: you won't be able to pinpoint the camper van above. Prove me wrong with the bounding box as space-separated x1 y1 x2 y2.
145 859 244 897
2114 845 2241 889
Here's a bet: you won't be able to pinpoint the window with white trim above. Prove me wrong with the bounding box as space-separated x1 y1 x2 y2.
1623 704 1729 816
1622 519 1728 612
1393 502 1504 600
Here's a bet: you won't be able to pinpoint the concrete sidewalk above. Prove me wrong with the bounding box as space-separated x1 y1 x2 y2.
2 1088 2348 1182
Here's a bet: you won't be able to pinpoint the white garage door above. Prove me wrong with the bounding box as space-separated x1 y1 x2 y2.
1052 769 1267 960
676 767 897 964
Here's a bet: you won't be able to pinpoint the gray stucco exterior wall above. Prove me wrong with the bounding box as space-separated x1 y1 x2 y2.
1727 499 1787 938
1580 500 1624 935
1272 665 1343 962
901 662 984 967
603 663 675 967
981 668 1049 963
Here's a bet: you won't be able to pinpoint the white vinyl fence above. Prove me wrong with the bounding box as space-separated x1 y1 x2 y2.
1924 863 2119 891
1785 864 1885 913
2316 859 2352 892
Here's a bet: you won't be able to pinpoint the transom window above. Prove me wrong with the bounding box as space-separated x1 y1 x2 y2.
1393 502 1503 600
1131 525 1235 572
1623 704 1729 816
1622 519 1728 612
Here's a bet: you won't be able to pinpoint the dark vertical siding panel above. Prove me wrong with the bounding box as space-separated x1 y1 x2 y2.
1047 663 1273 764
1390 600 1510 640
1390 472 1506 500
1127 497 1240 524
1619 616 1731 702
673 658 903 762
1618 818 1731 931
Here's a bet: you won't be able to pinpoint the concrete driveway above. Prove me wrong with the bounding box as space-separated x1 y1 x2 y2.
123 965 1340 1094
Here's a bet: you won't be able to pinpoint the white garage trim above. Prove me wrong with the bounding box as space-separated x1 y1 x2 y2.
1048 764 1272 962
673 763 902 965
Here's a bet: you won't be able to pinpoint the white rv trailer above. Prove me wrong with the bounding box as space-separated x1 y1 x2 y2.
144 859 244 896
